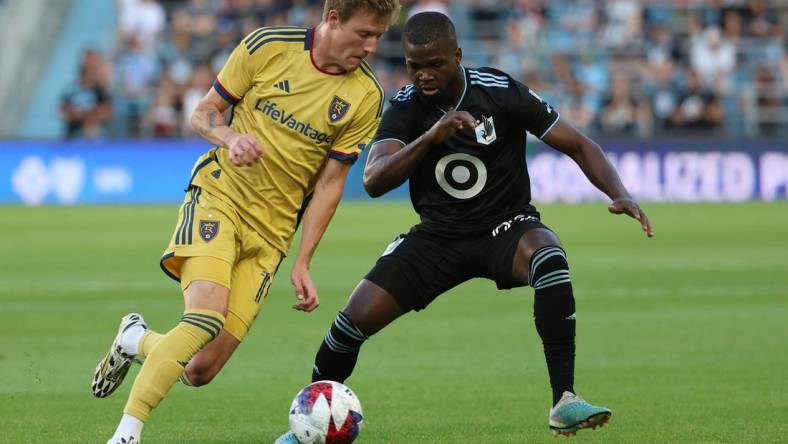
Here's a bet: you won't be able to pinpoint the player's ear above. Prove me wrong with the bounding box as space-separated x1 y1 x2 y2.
326 9 341 28
455 47 462 64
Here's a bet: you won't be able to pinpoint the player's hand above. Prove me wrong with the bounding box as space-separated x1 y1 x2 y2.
226 132 265 167
424 109 477 145
290 262 320 312
608 197 653 237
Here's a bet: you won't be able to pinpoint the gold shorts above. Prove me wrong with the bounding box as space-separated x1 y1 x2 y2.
161 186 283 341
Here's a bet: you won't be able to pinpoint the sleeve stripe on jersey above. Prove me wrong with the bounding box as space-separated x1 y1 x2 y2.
359 61 385 118
467 69 508 81
391 85 416 102
538 113 561 140
329 150 360 163
213 80 240 105
469 73 508 88
469 79 508 88
246 29 306 54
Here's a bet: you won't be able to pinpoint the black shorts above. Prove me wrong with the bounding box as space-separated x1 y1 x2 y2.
365 214 549 312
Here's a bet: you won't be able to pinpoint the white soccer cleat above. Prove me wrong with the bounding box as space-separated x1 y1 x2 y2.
92 313 147 398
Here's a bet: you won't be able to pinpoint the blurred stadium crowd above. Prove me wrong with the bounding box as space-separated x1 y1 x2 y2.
61 0 787 139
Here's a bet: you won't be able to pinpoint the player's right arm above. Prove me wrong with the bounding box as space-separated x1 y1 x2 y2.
364 109 475 197
190 30 268 167
190 89 264 167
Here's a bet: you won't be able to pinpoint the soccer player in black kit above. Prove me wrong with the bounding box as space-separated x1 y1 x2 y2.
277 11 653 443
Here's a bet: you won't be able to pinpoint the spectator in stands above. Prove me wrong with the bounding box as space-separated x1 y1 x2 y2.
560 73 596 133
645 23 681 66
143 77 179 138
507 0 546 48
601 0 642 50
116 35 157 137
722 9 744 50
183 4 219 63
179 64 214 137
690 27 736 94
546 0 598 52
744 0 779 39
60 49 112 139
117 0 166 53
575 51 607 107
697 0 725 29
643 55 679 132
599 74 651 136
495 17 530 78
671 69 725 131
467 0 507 39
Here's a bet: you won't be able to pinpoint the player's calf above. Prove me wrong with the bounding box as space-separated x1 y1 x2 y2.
180 329 239 387
529 245 576 405
312 311 368 382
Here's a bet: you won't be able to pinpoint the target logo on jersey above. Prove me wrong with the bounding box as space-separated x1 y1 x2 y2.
288 381 363 444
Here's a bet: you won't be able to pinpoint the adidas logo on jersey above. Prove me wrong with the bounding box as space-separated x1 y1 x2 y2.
274 80 290 93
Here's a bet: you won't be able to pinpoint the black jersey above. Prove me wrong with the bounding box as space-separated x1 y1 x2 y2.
371 66 560 238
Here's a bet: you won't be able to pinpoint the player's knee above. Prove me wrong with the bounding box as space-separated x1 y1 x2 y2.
528 245 571 290
342 281 403 336
183 280 230 315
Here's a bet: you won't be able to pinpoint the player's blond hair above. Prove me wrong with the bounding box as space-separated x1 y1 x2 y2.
322 0 401 25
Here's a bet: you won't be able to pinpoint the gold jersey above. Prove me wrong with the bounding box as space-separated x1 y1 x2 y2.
189 26 384 254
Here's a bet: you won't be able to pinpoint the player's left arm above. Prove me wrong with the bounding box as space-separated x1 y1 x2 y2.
290 158 352 312
542 121 653 237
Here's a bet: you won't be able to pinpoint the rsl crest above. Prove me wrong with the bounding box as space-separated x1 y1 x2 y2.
199 220 220 242
328 96 350 122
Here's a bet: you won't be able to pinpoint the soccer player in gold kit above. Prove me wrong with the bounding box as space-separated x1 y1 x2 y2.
90 2 400 443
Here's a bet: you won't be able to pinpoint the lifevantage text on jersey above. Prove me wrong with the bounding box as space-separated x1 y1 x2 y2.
254 99 335 146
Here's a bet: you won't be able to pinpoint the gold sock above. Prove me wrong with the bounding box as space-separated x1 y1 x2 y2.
138 330 164 358
124 309 225 421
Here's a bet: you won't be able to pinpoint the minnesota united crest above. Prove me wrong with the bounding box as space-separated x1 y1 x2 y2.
328 96 350 122
475 114 497 145
199 220 219 242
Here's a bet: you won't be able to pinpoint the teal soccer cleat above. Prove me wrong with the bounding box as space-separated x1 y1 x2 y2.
549 391 612 436
273 431 300 444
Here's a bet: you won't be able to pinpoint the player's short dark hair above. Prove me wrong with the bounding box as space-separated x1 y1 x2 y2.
403 12 457 46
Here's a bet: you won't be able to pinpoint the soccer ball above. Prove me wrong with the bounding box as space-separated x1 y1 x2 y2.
288 380 363 444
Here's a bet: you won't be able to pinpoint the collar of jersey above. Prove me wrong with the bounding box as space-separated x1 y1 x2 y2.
307 26 346 76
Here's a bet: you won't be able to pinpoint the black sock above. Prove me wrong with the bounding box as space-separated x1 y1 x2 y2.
312 311 368 383
529 246 576 406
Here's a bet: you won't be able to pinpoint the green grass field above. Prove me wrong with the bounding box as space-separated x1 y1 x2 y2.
1 202 787 443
